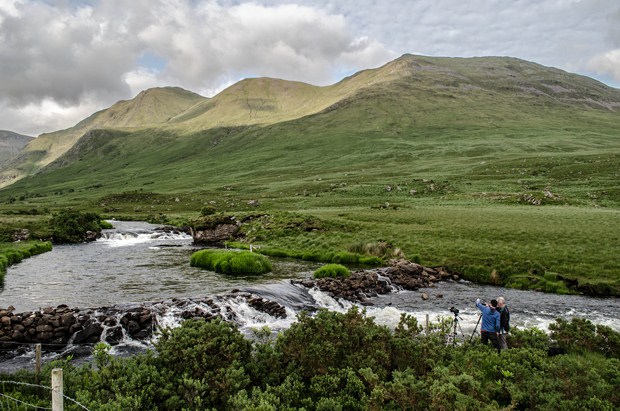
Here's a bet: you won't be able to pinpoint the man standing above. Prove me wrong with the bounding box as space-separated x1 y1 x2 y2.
497 296 510 350
475 298 501 351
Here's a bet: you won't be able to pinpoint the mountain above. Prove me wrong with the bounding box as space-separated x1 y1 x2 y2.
0 87 205 186
0 54 619 197
0 130 34 165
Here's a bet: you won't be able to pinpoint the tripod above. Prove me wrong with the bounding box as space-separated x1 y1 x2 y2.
469 314 482 343
449 311 466 346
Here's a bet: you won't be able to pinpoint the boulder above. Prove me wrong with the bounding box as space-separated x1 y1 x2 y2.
192 223 240 245
72 320 104 344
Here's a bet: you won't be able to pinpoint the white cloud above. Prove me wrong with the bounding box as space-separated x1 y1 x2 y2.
587 49 620 83
0 0 392 135
1 0 618 136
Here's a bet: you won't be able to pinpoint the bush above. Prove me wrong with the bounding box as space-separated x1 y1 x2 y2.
49 209 104 243
99 220 114 229
313 264 351 279
156 319 253 408
549 318 620 358
190 249 272 275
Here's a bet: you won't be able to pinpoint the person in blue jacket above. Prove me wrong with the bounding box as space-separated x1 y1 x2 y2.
476 298 501 351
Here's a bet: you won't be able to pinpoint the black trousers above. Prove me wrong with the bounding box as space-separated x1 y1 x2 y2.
481 331 500 350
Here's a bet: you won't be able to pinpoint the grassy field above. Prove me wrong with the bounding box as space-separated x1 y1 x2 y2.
0 55 618 295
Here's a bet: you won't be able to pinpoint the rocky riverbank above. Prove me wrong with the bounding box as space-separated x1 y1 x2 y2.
0 291 287 353
0 259 456 352
294 259 459 302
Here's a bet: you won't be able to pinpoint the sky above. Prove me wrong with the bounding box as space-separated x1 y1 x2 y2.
1 0 619 136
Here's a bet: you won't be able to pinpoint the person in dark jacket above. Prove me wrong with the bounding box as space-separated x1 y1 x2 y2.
497 296 510 350
476 298 501 351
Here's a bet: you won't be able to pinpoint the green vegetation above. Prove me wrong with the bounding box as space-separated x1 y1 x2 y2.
1 310 619 410
0 55 619 294
0 241 52 282
49 209 106 244
313 263 351 279
190 249 273 275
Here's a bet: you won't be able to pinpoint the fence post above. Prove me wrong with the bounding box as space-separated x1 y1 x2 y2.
35 343 42 382
425 314 430 335
52 368 63 411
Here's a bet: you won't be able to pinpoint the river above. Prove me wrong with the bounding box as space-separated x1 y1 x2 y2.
1 221 619 371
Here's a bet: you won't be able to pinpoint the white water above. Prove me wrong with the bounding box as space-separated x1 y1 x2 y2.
1 220 619 371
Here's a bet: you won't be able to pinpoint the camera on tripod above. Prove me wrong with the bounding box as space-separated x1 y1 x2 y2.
449 306 459 314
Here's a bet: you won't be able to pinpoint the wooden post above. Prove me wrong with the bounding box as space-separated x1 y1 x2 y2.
425 314 430 335
52 368 63 411
35 343 42 382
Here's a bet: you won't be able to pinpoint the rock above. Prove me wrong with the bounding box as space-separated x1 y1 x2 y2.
1 316 11 326
104 326 124 345
192 224 240 245
35 324 54 333
60 313 76 326
36 332 53 341
12 229 30 241
421 293 429 300
85 231 100 242
72 321 103 344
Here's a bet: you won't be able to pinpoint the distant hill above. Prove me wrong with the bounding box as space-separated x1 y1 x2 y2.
0 87 205 186
0 54 619 193
0 130 34 165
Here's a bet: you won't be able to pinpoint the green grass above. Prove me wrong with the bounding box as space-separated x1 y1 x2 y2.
313 264 351 279
0 241 53 282
190 249 273 275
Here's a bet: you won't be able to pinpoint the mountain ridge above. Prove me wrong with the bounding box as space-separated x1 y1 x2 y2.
1 54 619 188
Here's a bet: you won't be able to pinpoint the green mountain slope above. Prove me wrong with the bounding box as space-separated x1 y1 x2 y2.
3 54 619 202
2 54 619 196
0 87 205 187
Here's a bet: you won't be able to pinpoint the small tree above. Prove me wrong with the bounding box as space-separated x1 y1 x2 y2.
49 209 103 243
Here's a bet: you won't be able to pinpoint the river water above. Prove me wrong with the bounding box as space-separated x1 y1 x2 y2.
1 220 619 368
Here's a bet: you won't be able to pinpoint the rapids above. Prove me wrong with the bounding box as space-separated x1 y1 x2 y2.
1 221 619 372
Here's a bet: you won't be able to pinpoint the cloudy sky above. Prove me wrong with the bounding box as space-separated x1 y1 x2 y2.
1 0 619 136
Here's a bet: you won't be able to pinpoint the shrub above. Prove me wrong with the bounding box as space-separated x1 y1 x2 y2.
276 308 393 380
49 209 104 243
156 319 252 408
190 249 272 275
200 205 217 216
549 318 620 358
99 220 114 229
313 264 350 279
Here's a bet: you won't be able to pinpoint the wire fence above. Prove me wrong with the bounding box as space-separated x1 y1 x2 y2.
1 376 91 411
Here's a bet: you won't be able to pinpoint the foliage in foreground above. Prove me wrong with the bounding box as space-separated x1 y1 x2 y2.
190 249 273 275
2 311 619 410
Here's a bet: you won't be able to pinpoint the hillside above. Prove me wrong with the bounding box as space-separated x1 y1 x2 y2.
0 87 205 187
0 130 33 165
3 54 619 190
1 54 619 295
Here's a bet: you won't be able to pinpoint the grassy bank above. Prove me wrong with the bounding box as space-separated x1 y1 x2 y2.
221 204 620 295
0 241 53 282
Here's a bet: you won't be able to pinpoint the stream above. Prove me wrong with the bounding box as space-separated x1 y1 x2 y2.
1 220 619 371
